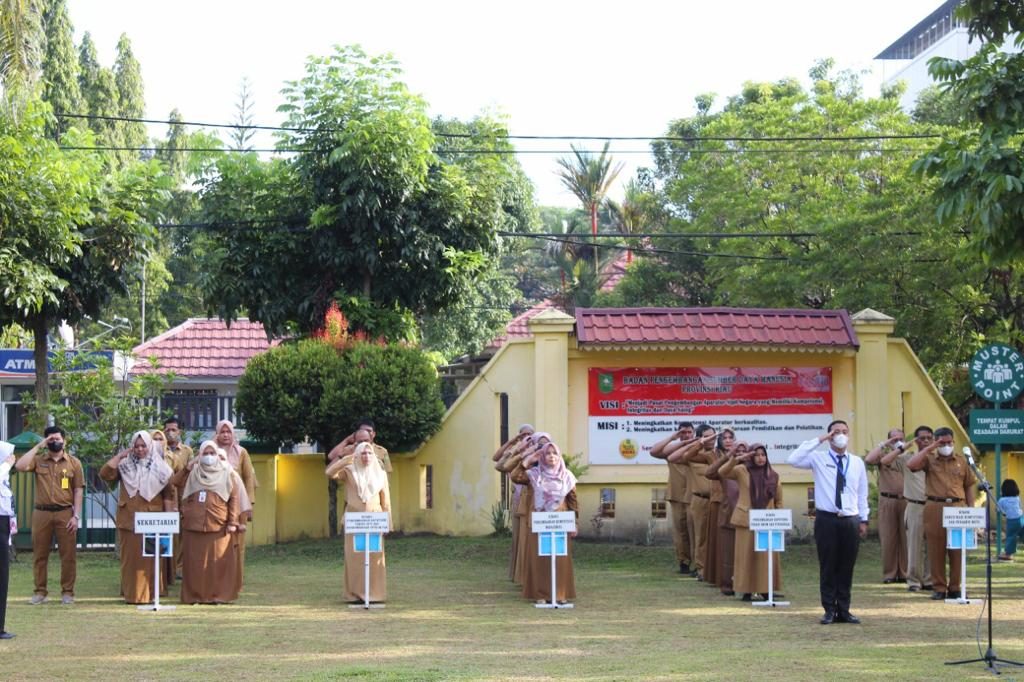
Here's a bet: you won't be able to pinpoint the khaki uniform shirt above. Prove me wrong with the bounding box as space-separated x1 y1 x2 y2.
920 452 976 501
687 453 713 497
25 451 85 507
167 443 194 471
894 452 927 501
372 444 392 474
666 462 687 503
875 451 904 496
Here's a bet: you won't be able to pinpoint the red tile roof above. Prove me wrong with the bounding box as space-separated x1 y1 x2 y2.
130 318 279 377
575 307 859 350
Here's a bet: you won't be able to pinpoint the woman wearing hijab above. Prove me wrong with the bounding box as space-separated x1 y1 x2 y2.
492 425 534 583
101 431 176 604
214 420 256 593
151 429 184 585
502 431 550 587
325 442 392 603
511 441 578 604
702 429 733 588
713 442 783 600
171 441 243 604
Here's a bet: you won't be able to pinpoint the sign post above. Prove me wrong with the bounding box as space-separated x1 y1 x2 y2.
943 507 985 605
531 511 576 609
969 343 1024 551
134 512 179 612
749 509 791 608
344 511 389 610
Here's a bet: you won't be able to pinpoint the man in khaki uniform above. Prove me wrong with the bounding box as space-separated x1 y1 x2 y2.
888 426 933 592
651 423 694 574
15 426 85 604
865 429 908 584
907 426 976 600
328 428 391 473
162 417 193 579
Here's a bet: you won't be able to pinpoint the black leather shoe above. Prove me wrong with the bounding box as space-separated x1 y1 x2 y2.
929 591 947 600
0 632 14 640
679 562 690 574
883 578 897 584
820 611 836 625
922 584 933 590
837 612 861 624
721 590 735 596
688 569 699 578
946 590 961 599
741 593 752 601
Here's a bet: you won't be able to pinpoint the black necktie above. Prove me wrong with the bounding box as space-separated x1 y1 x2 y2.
835 455 845 509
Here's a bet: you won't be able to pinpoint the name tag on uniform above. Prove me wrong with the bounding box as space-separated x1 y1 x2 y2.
198 491 207 503
840 491 854 512
61 475 70 490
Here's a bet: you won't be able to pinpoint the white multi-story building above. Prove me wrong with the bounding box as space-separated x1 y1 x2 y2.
876 0 981 111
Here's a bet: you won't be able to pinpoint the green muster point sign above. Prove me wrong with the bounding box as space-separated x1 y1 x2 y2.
970 343 1024 403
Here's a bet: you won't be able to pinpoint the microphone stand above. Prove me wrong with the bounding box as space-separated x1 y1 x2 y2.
946 453 1023 674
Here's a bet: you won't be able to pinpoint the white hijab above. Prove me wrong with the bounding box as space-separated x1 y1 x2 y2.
349 442 388 504
118 430 173 501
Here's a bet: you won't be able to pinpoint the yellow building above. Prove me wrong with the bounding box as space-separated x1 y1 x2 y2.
395 306 1003 539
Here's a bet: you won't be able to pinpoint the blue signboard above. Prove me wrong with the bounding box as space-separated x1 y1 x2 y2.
0 349 113 378
354 533 382 552
539 532 568 556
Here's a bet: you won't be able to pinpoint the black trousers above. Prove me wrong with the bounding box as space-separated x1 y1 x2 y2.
0 515 9 633
814 512 860 613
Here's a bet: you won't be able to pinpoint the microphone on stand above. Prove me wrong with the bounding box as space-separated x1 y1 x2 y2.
963 446 992 492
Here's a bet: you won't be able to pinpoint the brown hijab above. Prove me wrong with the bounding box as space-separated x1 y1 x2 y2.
745 443 779 510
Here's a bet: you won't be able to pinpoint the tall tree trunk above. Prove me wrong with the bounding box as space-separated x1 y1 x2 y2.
328 478 339 537
32 314 49 427
590 202 599 277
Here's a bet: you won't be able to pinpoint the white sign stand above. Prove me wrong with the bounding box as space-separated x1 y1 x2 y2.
943 507 986 606
134 512 179 612
532 512 576 609
750 509 791 608
344 512 390 610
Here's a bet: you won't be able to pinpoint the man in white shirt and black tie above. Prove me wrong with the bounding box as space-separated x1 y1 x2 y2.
788 420 869 625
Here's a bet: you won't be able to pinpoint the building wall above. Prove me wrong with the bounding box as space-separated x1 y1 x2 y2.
398 310 993 537
393 340 536 535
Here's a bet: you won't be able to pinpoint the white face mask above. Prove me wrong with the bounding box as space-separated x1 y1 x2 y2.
831 434 849 449
200 454 219 467
938 445 954 457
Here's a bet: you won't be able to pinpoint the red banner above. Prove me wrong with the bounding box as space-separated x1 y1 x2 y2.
588 367 832 417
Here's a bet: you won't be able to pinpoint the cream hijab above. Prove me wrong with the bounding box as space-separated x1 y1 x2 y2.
215 419 243 468
118 430 173 501
349 442 388 504
181 440 235 502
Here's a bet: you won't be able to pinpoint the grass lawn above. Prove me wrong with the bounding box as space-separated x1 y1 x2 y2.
1 535 1022 681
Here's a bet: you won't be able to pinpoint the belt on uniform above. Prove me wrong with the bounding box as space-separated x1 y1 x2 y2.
906 498 925 505
693 492 710 499
926 496 963 504
879 492 903 500
35 504 72 512
815 510 861 520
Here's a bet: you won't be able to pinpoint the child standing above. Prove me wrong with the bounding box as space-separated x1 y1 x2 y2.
997 479 1022 561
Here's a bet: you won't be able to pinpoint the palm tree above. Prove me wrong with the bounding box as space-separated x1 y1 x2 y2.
0 0 44 112
555 141 624 272
605 178 647 263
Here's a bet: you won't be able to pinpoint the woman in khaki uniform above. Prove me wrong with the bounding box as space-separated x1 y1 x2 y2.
326 442 391 603
703 429 735 587
493 426 534 583
100 431 175 604
151 429 182 586
171 441 243 604
215 420 255 594
713 443 783 599
504 432 550 587
511 442 578 604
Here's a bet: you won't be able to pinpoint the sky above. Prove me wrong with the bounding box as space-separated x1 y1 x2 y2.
68 0 945 207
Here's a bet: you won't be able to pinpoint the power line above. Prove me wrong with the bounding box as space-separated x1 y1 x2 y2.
498 231 924 240
55 111 944 143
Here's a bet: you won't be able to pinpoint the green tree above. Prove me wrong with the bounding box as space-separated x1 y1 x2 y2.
0 101 167 421
628 63 1023 410
236 336 443 535
0 0 43 109
40 0 81 137
113 33 145 164
229 76 255 151
555 141 624 271
199 46 504 339
913 2 1024 260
